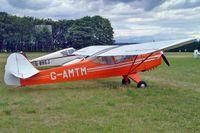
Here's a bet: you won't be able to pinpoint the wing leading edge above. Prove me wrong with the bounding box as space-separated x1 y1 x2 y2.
73 38 196 57
72 45 118 56
98 38 196 56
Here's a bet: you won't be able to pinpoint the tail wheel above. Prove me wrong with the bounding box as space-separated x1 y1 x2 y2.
137 81 147 88
122 78 131 85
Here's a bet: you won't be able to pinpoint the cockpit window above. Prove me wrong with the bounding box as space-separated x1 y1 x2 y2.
68 49 75 55
114 56 133 63
92 56 114 64
61 50 69 56
61 49 76 55
92 56 134 64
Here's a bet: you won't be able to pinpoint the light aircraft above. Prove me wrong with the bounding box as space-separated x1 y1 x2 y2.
30 47 82 67
193 49 200 58
4 38 196 88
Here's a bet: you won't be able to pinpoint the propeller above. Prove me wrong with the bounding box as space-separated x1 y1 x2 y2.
161 54 170 66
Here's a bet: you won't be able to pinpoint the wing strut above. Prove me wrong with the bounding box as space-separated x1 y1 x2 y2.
127 53 154 75
127 55 138 75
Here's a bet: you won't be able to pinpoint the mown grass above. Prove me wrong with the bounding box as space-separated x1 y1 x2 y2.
0 52 200 133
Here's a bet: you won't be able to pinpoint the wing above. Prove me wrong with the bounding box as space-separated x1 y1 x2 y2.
30 47 79 67
31 47 76 61
73 38 196 57
72 45 118 56
98 38 196 56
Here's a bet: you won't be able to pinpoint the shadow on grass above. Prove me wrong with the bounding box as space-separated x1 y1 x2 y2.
5 77 173 96
6 77 134 93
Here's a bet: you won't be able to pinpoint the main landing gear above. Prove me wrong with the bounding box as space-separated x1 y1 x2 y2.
122 77 131 85
122 74 147 88
137 81 147 88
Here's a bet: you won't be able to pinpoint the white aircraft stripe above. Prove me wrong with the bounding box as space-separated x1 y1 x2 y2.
87 57 160 73
87 55 160 71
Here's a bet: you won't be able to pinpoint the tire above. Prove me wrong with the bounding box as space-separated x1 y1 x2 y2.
137 81 147 88
122 78 131 85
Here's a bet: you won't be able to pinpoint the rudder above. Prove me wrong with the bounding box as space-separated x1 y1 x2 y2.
4 53 39 86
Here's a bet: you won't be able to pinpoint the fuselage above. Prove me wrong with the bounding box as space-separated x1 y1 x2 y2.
20 51 162 86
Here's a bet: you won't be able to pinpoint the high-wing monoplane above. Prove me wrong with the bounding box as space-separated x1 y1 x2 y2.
4 38 196 88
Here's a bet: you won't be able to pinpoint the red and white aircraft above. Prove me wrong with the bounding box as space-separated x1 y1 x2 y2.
4 38 196 88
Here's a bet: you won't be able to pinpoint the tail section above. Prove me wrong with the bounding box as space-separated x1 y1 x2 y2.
4 53 39 86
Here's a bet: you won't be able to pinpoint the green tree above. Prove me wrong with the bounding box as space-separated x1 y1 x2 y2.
91 16 114 45
35 26 53 52
65 16 114 49
52 20 74 49
0 12 115 52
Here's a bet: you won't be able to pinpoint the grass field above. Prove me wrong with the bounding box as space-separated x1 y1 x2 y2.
0 52 200 133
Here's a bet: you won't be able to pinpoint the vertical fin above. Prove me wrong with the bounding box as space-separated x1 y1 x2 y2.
4 53 39 86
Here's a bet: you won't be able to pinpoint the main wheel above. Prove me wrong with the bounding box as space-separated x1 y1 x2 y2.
137 81 147 88
122 78 131 85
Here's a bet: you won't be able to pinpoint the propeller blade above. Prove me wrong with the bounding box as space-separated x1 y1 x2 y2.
161 54 170 66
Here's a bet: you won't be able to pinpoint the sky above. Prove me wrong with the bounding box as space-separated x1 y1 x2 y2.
0 0 200 43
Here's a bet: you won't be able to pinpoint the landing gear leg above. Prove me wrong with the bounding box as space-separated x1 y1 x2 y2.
122 75 131 85
128 73 147 88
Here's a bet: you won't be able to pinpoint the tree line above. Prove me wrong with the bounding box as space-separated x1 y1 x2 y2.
0 12 199 53
0 12 114 52
169 41 200 52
